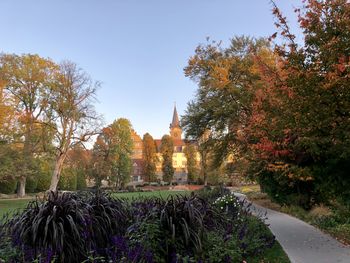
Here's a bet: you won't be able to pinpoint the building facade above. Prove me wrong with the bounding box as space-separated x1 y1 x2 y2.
130 106 199 184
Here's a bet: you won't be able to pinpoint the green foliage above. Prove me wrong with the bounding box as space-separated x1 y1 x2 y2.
183 144 199 183
257 169 321 210
0 188 278 262
160 135 174 183
239 216 275 257
182 1 350 208
0 177 16 194
203 232 242 262
58 168 77 191
196 186 231 203
36 170 52 192
76 169 87 190
25 175 37 193
142 133 157 182
91 118 133 189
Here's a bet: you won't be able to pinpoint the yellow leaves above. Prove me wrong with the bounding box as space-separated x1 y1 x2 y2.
250 47 278 76
209 63 231 89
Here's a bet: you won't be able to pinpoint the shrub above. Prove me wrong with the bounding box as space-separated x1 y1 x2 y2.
196 185 230 202
76 170 87 190
58 168 77 191
159 194 224 257
236 216 275 258
25 175 37 193
213 194 243 220
36 172 51 192
0 188 276 262
36 161 53 192
203 232 242 262
86 191 130 253
0 177 17 194
257 169 320 210
6 192 90 263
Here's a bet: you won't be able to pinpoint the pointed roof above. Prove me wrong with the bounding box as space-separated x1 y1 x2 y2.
170 104 180 128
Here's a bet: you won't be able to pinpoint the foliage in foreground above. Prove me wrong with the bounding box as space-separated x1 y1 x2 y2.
0 188 275 262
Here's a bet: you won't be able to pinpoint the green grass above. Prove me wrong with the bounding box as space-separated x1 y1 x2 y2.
247 242 290 263
0 199 32 218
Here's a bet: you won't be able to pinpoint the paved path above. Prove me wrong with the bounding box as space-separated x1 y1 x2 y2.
233 193 350 263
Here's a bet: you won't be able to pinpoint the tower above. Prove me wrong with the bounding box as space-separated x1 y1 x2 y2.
170 104 182 140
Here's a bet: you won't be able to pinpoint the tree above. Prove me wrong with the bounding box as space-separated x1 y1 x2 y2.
160 135 174 184
250 0 350 206
65 144 91 190
0 83 16 140
48 61 100 191
142 133 157 182
91 131 112 187
0 54 57 197
183 143 199 183
91 118 133 189
109 118 133 189
182 37 273 185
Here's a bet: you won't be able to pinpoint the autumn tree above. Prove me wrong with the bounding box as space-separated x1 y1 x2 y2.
64 144 91 190
142 133 157 182
91 118 133 189
160 135 174 184
91 130 113 187
0 83 16 140
182 37 273 185
183 143 198 183
48 61 100 191
250 0 350 206
0 54 57 197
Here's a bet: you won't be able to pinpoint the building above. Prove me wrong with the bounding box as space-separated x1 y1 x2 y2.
130 105 200 184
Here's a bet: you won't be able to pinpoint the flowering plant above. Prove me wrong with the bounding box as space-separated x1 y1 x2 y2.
214 194 242 219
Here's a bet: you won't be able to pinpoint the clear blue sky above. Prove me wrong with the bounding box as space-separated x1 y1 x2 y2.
0 0 302 139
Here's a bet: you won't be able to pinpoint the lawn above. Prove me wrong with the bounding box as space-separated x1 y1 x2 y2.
0 198 32 218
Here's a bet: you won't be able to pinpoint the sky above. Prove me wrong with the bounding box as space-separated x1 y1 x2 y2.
0 0 303 139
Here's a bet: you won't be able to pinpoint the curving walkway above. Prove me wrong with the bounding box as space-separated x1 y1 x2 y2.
233 193 350 263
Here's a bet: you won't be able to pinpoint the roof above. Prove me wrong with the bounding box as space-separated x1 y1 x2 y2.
170 105 180 128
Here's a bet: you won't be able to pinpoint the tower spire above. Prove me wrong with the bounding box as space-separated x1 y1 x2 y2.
170 103 180 128
169 103 182 140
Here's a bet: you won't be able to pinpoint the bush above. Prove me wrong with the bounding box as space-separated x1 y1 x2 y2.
257 169 320 210
36 171 51 192
203 232 242 262
196 185 230 202
36 160 53 192
0 188 276 262
25 175 37 193
0 177 17 194
58 168 77 191
76 170 87 190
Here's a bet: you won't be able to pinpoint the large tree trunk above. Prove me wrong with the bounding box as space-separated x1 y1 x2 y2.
17 176 26 198
49 153 67 192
